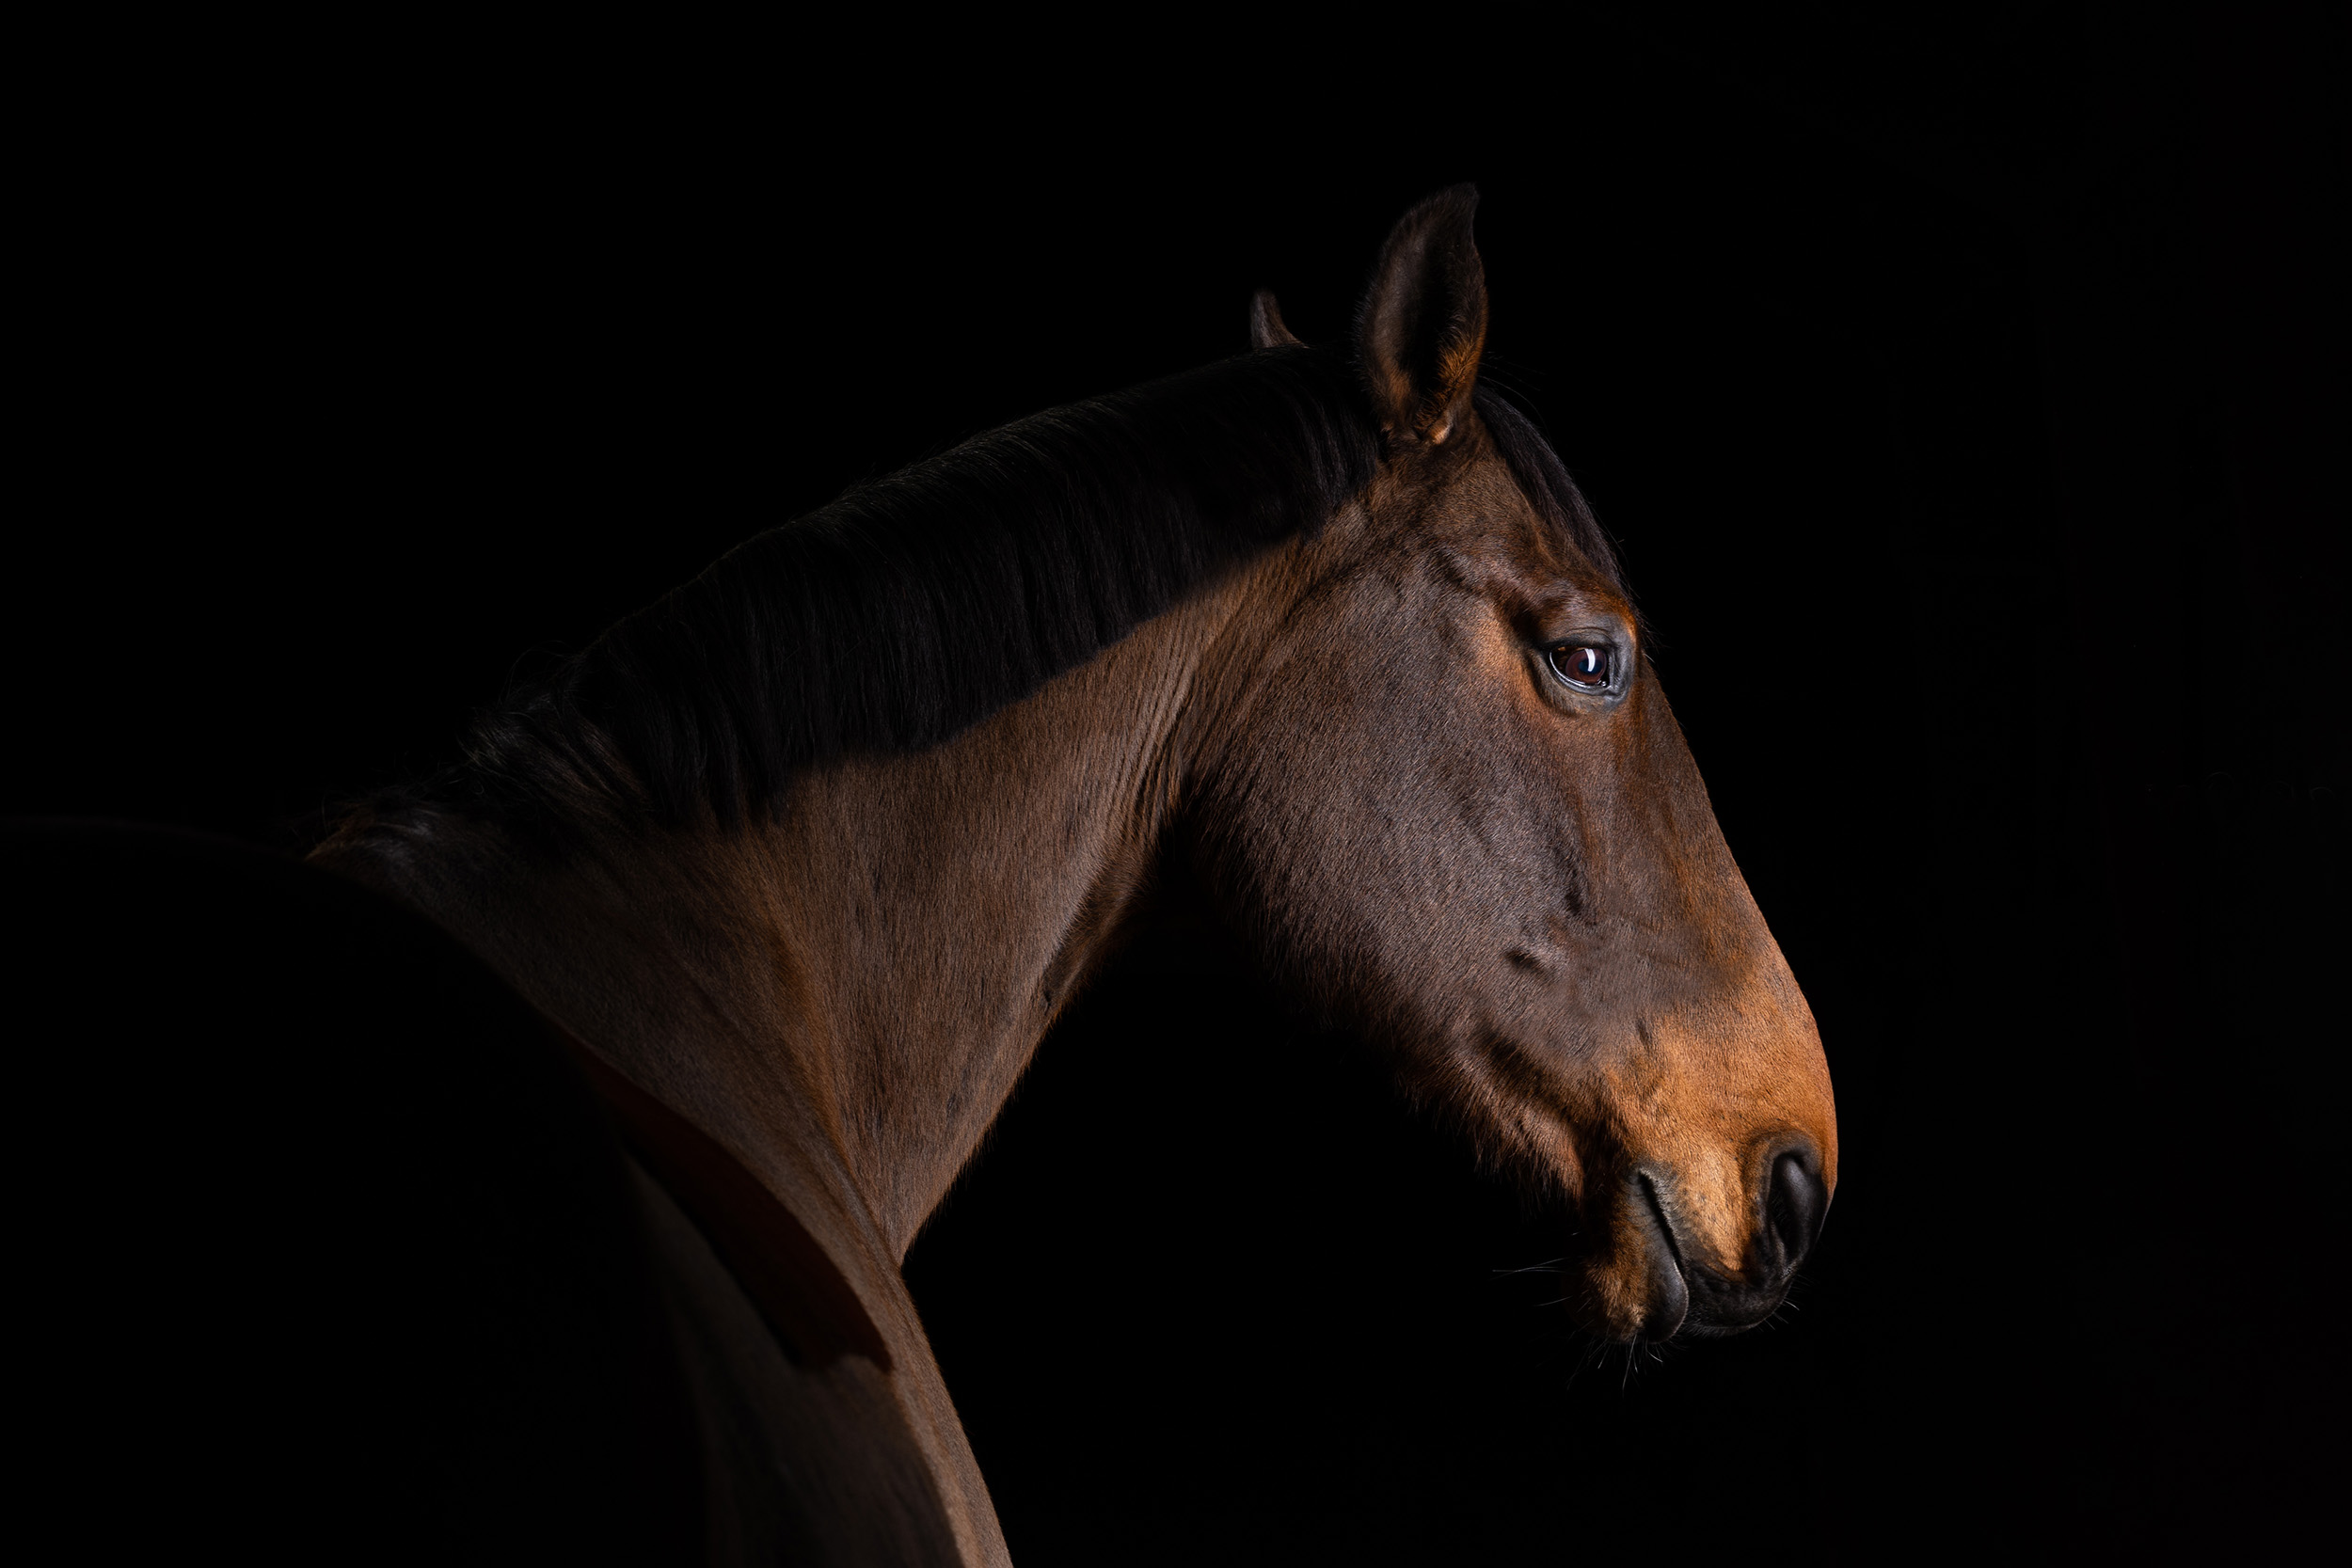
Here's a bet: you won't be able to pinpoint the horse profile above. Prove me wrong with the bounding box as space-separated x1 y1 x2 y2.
287 186 1836 1562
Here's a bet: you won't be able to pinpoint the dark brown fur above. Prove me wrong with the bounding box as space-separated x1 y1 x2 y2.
317 187 1836 1564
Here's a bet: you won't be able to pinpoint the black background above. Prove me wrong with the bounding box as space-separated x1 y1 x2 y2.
16 5 2341 1558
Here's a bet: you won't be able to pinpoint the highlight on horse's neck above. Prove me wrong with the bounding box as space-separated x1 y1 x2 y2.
630 571 1260 1256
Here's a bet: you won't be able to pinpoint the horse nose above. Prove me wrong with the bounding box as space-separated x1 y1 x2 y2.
1617 1145 1830 1341
1761 1147 1827 1282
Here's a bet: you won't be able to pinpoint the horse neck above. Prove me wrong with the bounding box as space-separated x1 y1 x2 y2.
548 572 1262 1259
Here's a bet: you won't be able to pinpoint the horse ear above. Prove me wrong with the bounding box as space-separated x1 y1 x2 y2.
1358 184 1487 447
1249 289 1302 350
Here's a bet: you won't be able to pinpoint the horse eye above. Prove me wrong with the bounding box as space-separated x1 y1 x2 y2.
1548 644 1613 691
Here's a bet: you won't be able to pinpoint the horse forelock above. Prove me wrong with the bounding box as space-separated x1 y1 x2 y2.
1470 387 1633 608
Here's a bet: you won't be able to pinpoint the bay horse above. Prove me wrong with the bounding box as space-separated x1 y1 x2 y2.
272 185 1831 1561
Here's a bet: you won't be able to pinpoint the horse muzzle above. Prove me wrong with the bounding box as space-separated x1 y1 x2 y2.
1596 1139 1831 1343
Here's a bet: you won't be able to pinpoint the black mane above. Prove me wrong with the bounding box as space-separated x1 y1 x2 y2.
1472 387 1629 600
405 349 1617 833
462 345 1375 826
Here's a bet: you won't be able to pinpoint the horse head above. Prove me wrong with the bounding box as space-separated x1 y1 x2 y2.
1193 187 1836 1342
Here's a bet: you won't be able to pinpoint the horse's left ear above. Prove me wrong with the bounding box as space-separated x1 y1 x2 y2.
1249 289 1302 350
1358 184 1487 448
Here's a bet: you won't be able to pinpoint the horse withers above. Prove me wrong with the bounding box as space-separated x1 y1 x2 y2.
25 187 1836 1564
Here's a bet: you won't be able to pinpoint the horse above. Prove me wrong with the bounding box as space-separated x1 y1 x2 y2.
18 186 1835 1563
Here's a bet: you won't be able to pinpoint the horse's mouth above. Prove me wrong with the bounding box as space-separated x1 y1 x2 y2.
1634 1172 1691 1341
1633 1162 1818 1340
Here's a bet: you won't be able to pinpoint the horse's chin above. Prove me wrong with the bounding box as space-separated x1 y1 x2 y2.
1575 1239 1800 1344
1566 1179 1696 1342
1568 1244 1688 1344
1571 1147 1829 1342
1574 1192 1791 1344
1581 1270 1691 1344
1636 1251 1691 1342
1577 1260 1794 1345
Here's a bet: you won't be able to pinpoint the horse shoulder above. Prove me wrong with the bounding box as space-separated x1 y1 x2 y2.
628 1154 971 1567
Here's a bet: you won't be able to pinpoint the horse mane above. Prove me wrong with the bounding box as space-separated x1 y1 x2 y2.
444 345 1374 829
1472 387 1629 600
351 348 1620 837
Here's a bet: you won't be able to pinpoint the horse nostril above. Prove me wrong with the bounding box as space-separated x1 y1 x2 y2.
1765 1149 1827 1274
